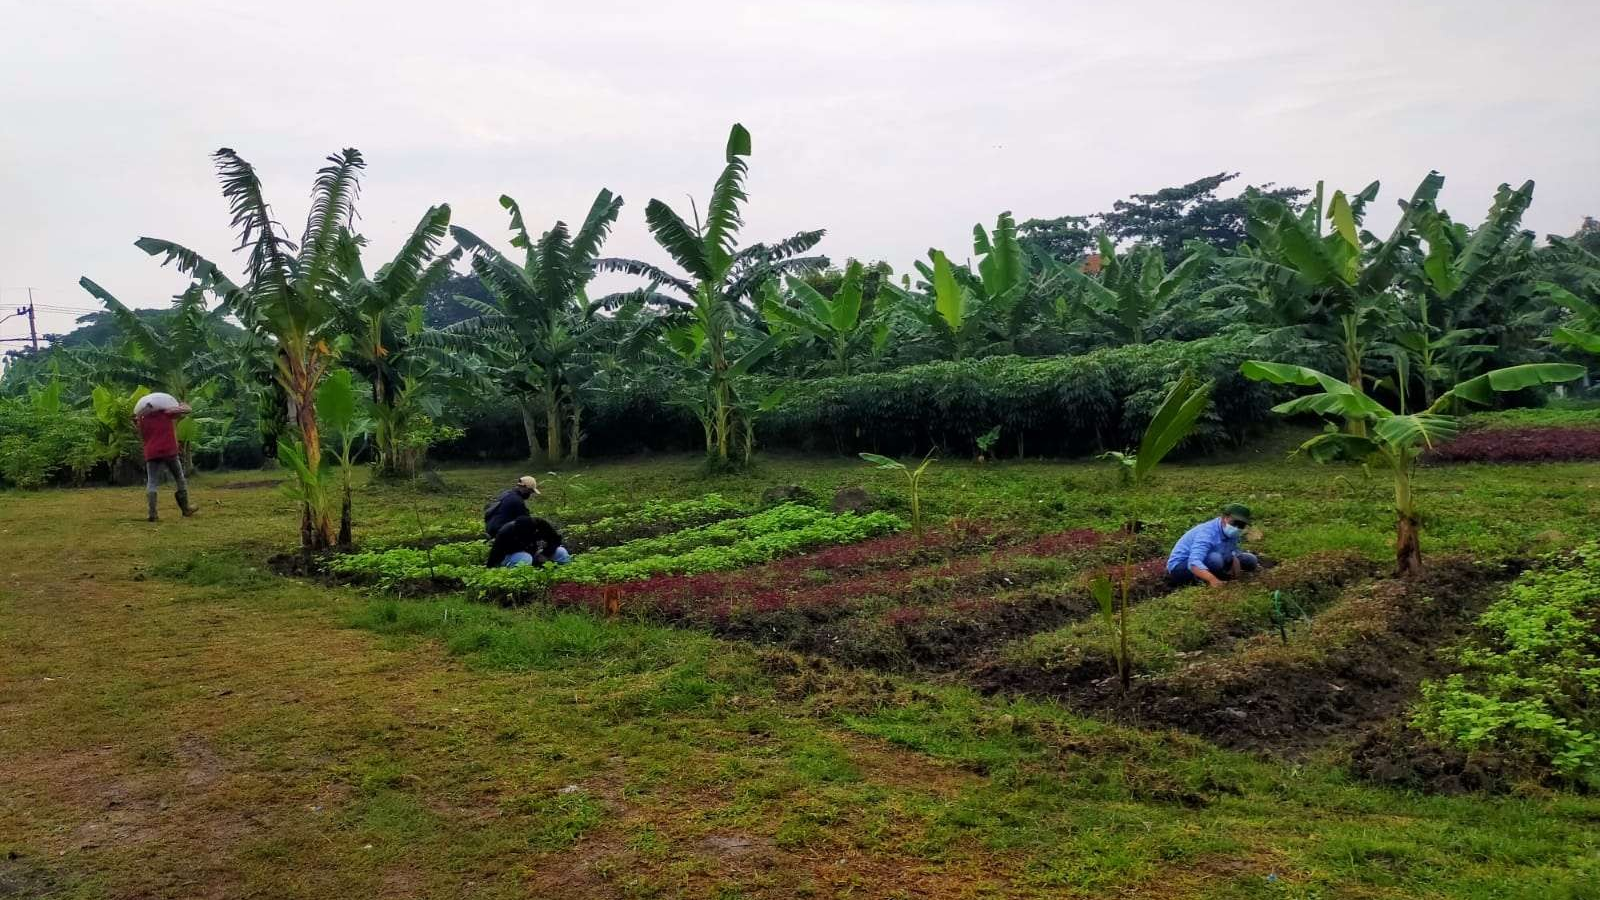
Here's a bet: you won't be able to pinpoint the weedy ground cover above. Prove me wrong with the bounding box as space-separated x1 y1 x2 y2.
6 456 1600 898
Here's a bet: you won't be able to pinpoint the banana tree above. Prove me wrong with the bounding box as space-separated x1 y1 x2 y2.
448 190 626 463
1241 361 1583 575
1388 181 1540 406
74 282 232 469
859 451 936 537
89 384 151 483
1538 238 1600 358
74 282 228 403
1227 173 1445 434
1540 283 1600 357
655 316 785 464
1050 234 1214 345
762 260 885 375
879 250 987 360
1094 371 1214 687
128 148 396 551
599 124 826 467
333 204 461 475
315 368 372 546
880 212 1045 359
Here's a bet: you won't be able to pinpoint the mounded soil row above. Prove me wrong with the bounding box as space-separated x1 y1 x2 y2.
1131 561 1515 757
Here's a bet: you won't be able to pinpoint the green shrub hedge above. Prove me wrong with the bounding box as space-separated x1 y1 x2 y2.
758 333 1279 458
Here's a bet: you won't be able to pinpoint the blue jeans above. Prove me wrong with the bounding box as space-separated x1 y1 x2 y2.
1168 550 1258 585
501 547 571 568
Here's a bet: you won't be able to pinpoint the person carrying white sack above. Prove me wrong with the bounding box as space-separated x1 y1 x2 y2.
134 392 197 522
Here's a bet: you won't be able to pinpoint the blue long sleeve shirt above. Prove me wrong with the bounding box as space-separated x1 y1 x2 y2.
1166 517 1240 575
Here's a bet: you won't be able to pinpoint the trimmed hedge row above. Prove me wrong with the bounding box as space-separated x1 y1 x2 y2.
435 334 1282 461
758 333 1280 458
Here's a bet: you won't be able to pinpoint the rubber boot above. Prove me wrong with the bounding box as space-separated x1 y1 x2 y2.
176 489 197 518
147 492 160 522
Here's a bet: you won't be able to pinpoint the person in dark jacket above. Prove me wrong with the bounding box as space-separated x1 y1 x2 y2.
486 514 570 568
484 475 540 537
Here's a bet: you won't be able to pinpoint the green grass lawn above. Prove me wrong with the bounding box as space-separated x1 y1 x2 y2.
2 442 1598 898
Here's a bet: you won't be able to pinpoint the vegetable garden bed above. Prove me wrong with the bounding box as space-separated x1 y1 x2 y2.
972 557 1520 757
1423 426 1600 463
329 502 907 603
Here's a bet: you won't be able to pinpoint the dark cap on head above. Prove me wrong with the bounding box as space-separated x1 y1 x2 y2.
1221 502 1252 524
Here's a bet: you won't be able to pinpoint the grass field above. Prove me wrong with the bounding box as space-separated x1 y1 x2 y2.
3 441 1599 899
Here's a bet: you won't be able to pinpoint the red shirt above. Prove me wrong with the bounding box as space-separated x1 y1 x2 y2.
138 412 181 461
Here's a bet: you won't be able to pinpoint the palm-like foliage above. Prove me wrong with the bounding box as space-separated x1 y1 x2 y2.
331 204 463 474
1095 371 1214 687
1050 235 1215 345
447 189 628 462
73 283 230 401
1226 174 1444 433
1385 182 1541 407
599 124 826 467
1538 237 1600 357
127 147 395 551
1242 360 1583 574
880 212 1052 359
762 260 886 375
315 369 372 546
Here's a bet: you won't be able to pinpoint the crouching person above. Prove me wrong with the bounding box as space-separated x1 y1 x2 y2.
485 514 571 568
1166 502 1258 587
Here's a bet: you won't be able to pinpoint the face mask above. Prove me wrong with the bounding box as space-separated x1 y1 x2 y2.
1222 523 1242 539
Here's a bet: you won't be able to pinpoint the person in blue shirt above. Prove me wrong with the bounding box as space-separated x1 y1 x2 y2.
1166 503 1259 586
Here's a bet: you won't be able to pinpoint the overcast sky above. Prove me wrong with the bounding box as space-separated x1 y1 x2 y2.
2 0 1596 342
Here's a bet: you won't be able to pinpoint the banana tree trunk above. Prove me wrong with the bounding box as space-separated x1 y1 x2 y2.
1394 460 1423 576
709 328 731 466
338 482 353 547
518 397 543 461
372 375 395 477
568 399 581 463
1343 314 1367 437
544 390 563 464
288 364 333 553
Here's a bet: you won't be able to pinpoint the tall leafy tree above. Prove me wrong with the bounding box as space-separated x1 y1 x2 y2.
601 123 827 467
881 212 1047 359
1243 360 1582 574
762 260 887 375
1227 173 1445 434
331 205 461 475
1018 214 1096 266
448 190 627 463
126 148 424 552
1099 172 1308 263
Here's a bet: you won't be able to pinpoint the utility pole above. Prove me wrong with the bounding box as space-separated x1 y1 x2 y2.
26 288 38 351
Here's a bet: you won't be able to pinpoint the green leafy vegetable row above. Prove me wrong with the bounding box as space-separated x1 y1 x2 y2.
1414 542 1600 785
572 503 841 565
356 494 743 553
330 505 907 600
470 509 906 599
564 494 744 544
